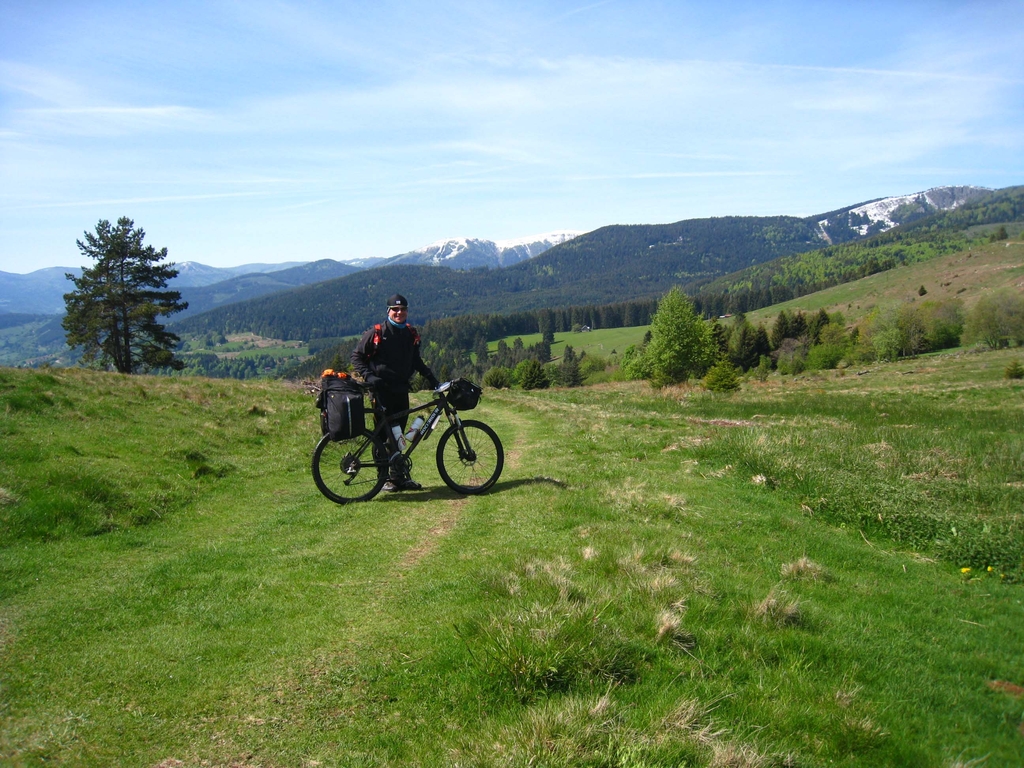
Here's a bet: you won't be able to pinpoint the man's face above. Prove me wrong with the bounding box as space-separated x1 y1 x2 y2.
388 305 408 321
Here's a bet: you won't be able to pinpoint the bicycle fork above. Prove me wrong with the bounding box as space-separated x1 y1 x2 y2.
450 415 477 462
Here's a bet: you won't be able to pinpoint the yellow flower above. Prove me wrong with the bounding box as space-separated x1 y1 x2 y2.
987 566 994 572
960 567 971 574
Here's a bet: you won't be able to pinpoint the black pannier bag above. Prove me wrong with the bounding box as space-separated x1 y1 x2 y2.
447 378 482 410
316 370 365 440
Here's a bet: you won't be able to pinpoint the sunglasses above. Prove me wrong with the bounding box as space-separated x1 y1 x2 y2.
389 306 407 311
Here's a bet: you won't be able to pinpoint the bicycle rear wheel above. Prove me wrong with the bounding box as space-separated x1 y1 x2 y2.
436 419 504 494
312 431 388 504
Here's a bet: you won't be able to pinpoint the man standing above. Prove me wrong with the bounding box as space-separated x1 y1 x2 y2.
351 293 440 492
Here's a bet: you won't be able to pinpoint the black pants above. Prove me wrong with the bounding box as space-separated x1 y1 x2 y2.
373 387 410 431
373 387 410 480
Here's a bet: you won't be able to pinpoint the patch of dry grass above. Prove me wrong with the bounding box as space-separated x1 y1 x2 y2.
753 588 802 627
655 608 695 649
708 742 772 768
780 556 828 581
659 697 725 746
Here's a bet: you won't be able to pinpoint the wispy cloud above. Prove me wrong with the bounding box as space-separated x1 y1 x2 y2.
3 191 270 212
0 1 1021 271
0 60 87 105
548 0 617 23
12 105 210 137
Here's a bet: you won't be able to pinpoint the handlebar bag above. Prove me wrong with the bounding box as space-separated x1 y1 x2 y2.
448 378 482 410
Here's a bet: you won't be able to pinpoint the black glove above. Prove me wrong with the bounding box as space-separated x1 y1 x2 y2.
365 375 384 389
428 376 440 390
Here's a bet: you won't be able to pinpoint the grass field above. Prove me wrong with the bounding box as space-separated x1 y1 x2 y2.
2 350 1023 766
489 325 649 361
180 333 312 361
745 240 1024 326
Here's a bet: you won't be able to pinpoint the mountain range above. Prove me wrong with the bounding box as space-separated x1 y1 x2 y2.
0 262 291 315
0 190 985 318
3 184 1015 368
0 232 582 317
172 185 1010 344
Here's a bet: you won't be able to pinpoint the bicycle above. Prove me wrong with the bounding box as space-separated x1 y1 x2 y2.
312 378 504 504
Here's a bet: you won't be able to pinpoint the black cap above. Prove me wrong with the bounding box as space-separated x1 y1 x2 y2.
387 294 408 309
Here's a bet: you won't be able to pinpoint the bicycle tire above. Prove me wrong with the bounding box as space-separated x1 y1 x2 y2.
312 430 388 504
435 419 504 495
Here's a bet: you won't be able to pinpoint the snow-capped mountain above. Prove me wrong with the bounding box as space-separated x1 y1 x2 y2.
816 186 991 245
337 256 389 270
383 231 584 269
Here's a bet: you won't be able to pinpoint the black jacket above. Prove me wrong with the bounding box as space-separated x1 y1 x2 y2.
350 320 437 392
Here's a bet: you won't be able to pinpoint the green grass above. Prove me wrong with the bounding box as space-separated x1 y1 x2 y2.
745 240 1024 326
180 334 311 360
226 344 309 361
488 326 649 361
1 358 1023 766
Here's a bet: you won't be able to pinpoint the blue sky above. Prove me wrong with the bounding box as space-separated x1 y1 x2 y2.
2 1 1022 273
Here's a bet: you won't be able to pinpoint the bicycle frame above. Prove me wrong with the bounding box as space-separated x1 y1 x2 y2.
367 387 463 468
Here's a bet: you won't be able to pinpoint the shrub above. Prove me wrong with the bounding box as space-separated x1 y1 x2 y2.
963 289 1024 349
579 354 608 378
805 343 846 370
774 337 807 374
702 359 740 393
753 355 772 382
483 366 512 389
514 359 549 390
621 343 651 381
1006 360 1024 380
920 298 964 351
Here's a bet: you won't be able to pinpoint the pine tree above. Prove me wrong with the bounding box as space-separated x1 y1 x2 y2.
559 345 583 387
63 218 187 374
703 359 741 392
514 358 548 390
729 319 759 372
790 311 808 340
473 336 490 368
770 310 791 350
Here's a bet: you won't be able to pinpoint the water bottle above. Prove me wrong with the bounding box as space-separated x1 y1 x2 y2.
405 416 425 442
391 425 407 451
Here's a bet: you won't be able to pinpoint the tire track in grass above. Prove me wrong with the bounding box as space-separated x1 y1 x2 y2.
397 499 467 572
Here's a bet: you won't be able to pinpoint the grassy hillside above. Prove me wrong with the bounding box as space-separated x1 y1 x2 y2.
489 326 650 360
744 239 1024 326
696 186 1024 316
2 358 1023 766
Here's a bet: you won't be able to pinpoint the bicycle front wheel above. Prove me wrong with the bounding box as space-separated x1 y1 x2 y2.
436 419 504 495
312 431 388 504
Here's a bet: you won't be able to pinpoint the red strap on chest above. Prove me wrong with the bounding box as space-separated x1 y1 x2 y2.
369 323 419 356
